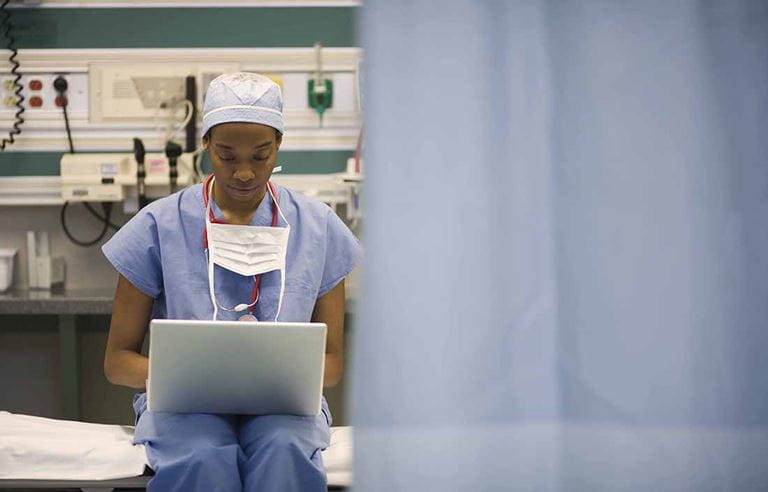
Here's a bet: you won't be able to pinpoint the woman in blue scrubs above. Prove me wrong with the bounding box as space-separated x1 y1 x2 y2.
101 73 361 492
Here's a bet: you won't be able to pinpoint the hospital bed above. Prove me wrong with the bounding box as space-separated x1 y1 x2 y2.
0 477 349 491
0 412 352 491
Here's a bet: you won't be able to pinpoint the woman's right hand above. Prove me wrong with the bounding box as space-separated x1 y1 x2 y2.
104 274 153 389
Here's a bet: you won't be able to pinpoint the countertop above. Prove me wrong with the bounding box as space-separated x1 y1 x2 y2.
0 287 115 315
0 287 358 316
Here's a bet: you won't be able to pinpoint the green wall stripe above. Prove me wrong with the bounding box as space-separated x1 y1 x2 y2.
9 7 357 48
0 152 62 176
0 150 351 176
199 150 350 174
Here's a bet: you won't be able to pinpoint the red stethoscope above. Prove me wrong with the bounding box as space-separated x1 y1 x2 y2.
202 174 279 316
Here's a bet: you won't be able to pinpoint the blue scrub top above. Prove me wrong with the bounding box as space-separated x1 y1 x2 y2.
102 182 361 322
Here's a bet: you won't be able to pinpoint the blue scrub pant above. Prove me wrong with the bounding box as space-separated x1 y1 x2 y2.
132 393 331 492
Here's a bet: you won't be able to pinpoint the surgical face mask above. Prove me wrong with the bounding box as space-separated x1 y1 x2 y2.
205 177 290 321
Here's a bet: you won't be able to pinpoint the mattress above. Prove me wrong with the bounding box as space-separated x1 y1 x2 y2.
0 411 352 487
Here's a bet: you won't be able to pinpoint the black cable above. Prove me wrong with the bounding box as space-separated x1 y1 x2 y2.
54 76 121 244
165 141 182 194
134 137 150 209
0 0 25 151
60 201 112 247
83 202 121 231
53 76 74 154
184 75 197 153
61 99 74 153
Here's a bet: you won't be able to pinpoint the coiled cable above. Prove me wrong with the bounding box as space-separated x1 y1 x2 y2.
0 0 25 151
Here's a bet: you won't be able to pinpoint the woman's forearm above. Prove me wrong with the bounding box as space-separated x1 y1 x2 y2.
324 353 343 388
104 350 149 390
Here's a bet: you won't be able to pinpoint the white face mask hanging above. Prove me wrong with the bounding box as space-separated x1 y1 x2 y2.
204 176 291 321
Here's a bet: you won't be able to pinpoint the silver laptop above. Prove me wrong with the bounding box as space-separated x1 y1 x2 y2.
148 319 326 416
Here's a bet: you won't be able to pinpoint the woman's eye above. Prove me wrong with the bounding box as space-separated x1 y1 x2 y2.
253 154 269 161
218 154 235 162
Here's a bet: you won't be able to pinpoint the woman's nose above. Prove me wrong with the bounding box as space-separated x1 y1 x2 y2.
233 166 256 182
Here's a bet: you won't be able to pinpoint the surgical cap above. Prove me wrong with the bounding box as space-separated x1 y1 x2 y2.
201 72 284 137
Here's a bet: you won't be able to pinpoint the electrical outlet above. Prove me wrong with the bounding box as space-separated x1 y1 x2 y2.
2 79 17 92
0 73 88 113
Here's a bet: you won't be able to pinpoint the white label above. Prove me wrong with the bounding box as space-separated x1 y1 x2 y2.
100 162 119 176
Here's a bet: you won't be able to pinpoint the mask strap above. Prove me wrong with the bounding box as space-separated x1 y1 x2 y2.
206 235 219 321
267 181 291 228
204 178 222 320
269 269 285 322
267 181 288 322
206 179 259 316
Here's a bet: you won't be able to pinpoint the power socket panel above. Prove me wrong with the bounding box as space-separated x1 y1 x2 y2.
0 73 88 115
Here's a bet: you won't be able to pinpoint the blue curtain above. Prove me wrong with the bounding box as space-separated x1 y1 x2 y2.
353 1 768 490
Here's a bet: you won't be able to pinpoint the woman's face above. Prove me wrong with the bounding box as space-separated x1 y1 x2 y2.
203 122 282 203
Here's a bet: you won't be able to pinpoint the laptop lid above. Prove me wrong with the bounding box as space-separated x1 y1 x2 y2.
148 319 326 416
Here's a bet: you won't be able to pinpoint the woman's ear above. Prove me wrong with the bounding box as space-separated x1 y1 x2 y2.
202 135 209 151
275 131 283 151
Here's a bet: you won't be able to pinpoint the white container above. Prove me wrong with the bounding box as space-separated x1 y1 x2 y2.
0 248 18 292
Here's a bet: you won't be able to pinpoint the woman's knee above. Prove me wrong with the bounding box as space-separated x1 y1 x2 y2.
242 422 317 464
150 442 241 474
188 442 241 466
260 425 305 452
148 443 242 492
240 413 330 462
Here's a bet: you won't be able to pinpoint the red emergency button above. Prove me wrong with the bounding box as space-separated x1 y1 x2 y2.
29 96 43 108
29 79 43 91
55 95 68 107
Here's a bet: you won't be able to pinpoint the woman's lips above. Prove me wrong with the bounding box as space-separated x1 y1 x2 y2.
228 185 258 199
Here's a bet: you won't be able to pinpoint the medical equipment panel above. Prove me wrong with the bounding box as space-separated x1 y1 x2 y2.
60 151 195 203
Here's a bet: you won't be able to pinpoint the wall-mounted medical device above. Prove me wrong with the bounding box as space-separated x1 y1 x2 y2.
89 63 238 122
60 152 196 204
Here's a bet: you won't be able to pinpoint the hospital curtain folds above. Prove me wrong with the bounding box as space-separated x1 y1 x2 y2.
354 1 768 491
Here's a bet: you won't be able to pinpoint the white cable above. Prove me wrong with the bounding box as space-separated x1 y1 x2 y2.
154 99 194 145
177 100 195 133
152 103 166 143
314 42 324 85
166 100 194 143
152 99 178 144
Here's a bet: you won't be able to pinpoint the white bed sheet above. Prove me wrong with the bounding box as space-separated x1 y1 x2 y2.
0 411 146 481
326 426 353 487
0 411 353 487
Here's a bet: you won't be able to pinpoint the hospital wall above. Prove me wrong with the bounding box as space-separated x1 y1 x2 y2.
0 4 360 425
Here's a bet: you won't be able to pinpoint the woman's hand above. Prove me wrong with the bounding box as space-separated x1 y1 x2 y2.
104 274 154 389
312 280 346 388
